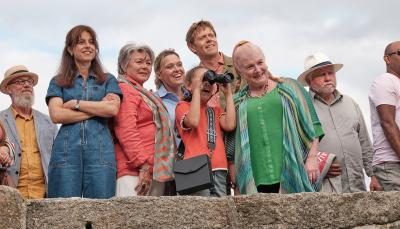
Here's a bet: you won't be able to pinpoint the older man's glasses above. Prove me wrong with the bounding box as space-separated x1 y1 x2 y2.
387 49 400 56
8 78 34 86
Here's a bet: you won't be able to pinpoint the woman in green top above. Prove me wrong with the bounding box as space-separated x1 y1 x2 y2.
228 41 324 194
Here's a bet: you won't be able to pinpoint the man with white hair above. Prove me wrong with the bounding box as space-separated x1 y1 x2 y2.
298 52 380 192
0 65 57 199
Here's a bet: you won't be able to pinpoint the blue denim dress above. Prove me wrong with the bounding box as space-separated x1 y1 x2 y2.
45 73 122 198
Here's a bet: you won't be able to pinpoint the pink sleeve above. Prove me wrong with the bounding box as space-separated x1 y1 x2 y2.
175 101 191 134
114 84 151 168
370 76 399 107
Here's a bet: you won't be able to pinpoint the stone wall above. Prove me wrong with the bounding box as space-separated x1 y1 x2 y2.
0 186 25 229
0 186 399 228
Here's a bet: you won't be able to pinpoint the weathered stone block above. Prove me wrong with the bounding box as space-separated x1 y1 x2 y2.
3 189 400 228
233 192 400 228
0 185 26 229
26 196 232 229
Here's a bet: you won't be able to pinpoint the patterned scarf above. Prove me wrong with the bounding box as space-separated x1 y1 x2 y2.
119 75 176 182
234 78 319 194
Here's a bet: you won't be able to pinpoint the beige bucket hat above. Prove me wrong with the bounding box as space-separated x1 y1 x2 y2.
0 65 38 94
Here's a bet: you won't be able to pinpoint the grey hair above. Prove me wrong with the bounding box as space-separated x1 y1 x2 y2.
117 43 155 75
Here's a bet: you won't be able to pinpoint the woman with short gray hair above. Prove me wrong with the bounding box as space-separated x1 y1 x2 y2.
113 43 176 196
117 43 155 76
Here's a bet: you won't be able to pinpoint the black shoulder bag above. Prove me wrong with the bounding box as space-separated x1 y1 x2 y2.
173 107 216 195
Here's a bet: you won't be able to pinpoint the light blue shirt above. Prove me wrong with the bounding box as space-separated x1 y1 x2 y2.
154 84 181 146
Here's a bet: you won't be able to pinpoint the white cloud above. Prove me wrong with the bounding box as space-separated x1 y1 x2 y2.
0 43 59 113
0 0 399 137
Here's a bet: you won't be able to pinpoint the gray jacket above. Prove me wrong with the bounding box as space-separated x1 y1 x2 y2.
0 107 58 188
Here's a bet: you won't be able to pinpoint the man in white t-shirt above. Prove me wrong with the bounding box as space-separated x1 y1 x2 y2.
369 41 400 191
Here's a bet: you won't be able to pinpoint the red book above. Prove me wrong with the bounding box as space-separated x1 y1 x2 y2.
317 152 336 180
313 151 337 191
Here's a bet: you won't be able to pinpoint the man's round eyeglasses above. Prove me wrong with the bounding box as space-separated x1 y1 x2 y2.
8 78 34 86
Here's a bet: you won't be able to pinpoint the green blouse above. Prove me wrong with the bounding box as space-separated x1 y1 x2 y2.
247 87 283 186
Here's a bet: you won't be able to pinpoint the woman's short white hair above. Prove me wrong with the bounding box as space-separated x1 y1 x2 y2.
117 42 155 75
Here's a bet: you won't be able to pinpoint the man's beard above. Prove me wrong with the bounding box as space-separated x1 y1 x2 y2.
12 93 34 108
314 84 336 96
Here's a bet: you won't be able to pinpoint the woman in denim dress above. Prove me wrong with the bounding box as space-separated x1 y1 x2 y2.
45 25 122 198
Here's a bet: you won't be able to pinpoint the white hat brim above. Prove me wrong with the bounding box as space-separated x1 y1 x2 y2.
297 63 343 86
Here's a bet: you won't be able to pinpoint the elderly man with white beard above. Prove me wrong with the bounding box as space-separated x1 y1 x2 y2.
0 65 57 199
298 52 381 193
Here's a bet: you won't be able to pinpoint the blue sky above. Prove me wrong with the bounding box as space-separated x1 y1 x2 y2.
0 0 398 135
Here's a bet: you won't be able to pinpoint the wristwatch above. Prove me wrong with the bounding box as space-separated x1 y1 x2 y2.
74 99 80 111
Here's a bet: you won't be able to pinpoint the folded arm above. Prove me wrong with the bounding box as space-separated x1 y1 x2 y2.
63 93 121 118
48 97 94 124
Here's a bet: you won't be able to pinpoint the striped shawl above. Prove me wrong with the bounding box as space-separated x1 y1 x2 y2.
233 78 322 194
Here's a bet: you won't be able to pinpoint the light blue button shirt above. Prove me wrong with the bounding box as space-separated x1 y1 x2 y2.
154 84 181 146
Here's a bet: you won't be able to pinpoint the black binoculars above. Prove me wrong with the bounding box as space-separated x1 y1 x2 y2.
202 70 233 84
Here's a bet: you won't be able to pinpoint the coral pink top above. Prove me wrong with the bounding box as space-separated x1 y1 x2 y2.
113 79 156 178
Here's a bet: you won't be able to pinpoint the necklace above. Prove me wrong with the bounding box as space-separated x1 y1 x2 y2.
248 82 269 98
